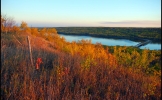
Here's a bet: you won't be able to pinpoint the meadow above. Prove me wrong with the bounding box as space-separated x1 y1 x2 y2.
1 20 161 99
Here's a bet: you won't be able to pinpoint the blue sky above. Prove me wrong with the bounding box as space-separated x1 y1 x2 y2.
1 0 161 27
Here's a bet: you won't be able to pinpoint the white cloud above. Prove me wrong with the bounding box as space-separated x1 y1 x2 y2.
100 20 161 27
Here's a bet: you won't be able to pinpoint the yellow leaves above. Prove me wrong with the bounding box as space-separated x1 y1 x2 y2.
12 25 20 33
143 82 156 96
19 21 31 34
107 53 117 67
154 70 161 77
81 57 91 70
47 28 57 34
60 38 118 70
20 21 28 30
141 49 149 65
25 27 31 33
81 56 96 70
58 38 119 71
31 28 39 36
40 28 46 37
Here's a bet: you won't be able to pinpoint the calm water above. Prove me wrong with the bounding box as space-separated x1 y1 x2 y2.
59 34 161 50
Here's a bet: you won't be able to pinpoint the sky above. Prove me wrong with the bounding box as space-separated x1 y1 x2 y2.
1 0 161 27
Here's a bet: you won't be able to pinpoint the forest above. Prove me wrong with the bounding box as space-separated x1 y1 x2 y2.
1 15 161 100
54 27 161 43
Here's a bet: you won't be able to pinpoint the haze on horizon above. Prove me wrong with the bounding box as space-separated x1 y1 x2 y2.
1 0 161 27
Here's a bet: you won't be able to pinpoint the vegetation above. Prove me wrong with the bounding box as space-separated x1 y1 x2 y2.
1 15 161 100
54 27 161 43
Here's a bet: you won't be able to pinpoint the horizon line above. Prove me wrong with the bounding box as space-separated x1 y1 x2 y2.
31 26 161 28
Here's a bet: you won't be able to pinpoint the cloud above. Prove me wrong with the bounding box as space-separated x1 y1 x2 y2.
100 20 161 27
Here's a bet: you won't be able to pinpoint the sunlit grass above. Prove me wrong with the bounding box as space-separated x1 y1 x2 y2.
1 32 161 100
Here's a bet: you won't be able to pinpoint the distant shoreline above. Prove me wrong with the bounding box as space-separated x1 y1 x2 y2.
57 32 160 43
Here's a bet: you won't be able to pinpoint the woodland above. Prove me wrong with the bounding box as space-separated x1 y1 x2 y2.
1 15 161 100
55 27 161 43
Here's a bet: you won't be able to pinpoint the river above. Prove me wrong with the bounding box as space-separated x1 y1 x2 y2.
59 34 161 50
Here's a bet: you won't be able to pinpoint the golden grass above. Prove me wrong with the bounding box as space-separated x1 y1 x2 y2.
1 32 161 100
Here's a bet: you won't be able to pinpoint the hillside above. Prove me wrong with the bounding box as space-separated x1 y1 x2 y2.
1 29 161 99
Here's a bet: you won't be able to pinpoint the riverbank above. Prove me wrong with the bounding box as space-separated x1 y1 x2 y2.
59 34 161 50
58 32 160 43
55 27 161 43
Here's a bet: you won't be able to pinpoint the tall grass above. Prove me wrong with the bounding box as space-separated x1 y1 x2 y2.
1 33 161 100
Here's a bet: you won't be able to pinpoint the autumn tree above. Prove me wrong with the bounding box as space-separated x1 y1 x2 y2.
1 15 5 32
26 27 31 33
31 28 39 36
20 21 31 33
12 25 20 34
40 28 46 37
7 17 15 33
20 21 28 30
48 28 57 34
1 14 15 33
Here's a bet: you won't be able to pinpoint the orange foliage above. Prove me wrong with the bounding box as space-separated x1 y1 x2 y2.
31 28 39 36
40 28 46 37
12 25 20 33
1 20 160 99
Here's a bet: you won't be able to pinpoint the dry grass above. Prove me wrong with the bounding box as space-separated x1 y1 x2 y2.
1 32 161 100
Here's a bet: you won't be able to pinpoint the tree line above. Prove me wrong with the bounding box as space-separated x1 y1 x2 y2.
55 27 161 43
